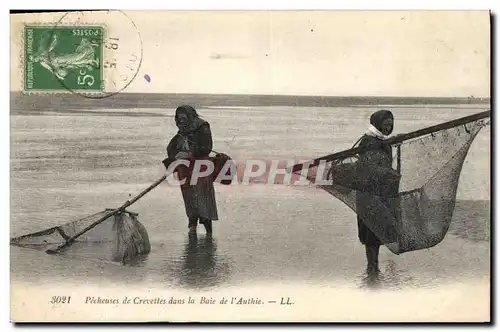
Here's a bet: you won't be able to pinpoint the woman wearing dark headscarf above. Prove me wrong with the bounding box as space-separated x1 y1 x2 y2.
166 105 219 234
355 109 401 275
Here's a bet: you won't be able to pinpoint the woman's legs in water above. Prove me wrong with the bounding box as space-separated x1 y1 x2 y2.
365 244 380 274
188 217 198 233
358 216 381 274
200 218 213 234
188 217 212 234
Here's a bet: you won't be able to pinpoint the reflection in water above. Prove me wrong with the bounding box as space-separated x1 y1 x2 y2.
357 202 491 291
10 202 490 291
126 253 150 267
360 270 382 290
359 260 417 290
168 233 232 290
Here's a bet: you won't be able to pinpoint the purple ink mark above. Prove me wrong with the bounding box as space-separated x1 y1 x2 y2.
144 74 151 83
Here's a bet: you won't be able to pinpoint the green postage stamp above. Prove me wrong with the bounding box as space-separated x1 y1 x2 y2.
23 26 104 93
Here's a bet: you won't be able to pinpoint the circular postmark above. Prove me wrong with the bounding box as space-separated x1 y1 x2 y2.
46 10 143 99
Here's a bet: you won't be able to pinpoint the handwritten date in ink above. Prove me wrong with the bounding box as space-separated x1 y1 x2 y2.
50 296 71 304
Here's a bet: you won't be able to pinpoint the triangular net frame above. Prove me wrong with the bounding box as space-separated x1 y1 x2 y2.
289 111 490 255
11 175 167 262
10 209 151 264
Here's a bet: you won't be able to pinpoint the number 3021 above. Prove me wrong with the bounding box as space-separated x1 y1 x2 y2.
51 296 71 304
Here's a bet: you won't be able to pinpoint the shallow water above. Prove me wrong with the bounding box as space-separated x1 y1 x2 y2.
10 105 491 293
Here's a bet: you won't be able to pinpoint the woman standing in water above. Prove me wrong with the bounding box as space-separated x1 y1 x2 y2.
355 110 401 275
166 105 219 235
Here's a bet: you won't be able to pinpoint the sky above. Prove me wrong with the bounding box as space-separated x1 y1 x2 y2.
11 10 491 97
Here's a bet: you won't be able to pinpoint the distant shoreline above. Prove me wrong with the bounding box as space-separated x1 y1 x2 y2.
10 91 490 112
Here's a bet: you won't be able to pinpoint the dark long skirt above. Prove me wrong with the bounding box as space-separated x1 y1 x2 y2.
356 193 401 247
357 216 382 246
180 175 219 221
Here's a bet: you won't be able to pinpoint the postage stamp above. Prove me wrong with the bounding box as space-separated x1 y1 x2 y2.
23 26 104 93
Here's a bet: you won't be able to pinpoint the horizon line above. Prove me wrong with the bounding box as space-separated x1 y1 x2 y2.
9 90 491 101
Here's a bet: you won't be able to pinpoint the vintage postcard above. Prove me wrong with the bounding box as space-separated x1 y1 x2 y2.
9 10 491 323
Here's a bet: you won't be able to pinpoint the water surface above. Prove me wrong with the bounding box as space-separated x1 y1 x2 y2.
10 105 491 293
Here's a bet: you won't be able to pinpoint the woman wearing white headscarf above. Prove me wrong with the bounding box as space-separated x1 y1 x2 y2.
355 110 401 275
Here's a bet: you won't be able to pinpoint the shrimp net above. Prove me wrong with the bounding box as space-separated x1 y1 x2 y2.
290 111 490 255
10 209 151 264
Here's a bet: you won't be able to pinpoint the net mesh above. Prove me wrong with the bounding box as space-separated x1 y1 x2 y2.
293 115 490 255
10 209 151 264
